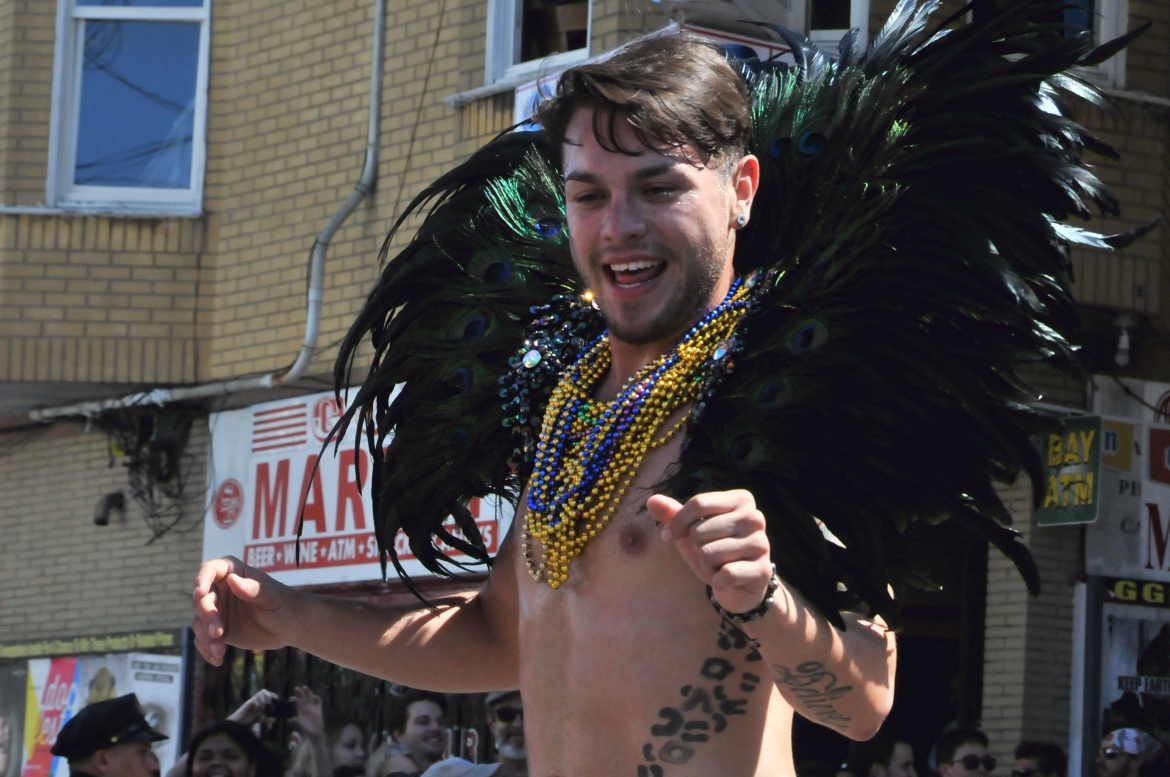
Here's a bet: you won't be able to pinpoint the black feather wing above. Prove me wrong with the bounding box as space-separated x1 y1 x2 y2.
332 131 584 587
673 0 1146 628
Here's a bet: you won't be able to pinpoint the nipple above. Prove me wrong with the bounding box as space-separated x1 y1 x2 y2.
618 523 648 556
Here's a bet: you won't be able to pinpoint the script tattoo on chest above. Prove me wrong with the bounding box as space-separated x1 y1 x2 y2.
636 621 763 777
770 661 852 729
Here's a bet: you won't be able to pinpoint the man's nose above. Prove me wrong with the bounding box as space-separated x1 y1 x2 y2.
600 192 647 243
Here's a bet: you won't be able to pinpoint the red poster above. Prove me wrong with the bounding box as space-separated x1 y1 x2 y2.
21 658 77 777
1150 428 1170 485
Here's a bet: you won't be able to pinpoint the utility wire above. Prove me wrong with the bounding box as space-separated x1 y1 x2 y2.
388 0 449 234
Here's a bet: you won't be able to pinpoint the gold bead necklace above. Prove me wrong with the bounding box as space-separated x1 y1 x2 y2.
523 280 751 587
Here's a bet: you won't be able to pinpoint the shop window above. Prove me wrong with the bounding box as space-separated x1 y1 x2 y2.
808 0 869 53
48 0 211 214
1061 0 1127 89
973 0 1124 87
486 0 591 85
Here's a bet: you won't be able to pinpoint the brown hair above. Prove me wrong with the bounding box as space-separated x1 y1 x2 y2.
534 32 751 168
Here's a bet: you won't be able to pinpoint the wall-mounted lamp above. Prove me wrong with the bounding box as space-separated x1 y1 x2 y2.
1115 312 1136 368
94 491 125 526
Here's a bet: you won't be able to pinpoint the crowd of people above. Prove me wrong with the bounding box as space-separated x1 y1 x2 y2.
830 726 1167 777
52 688 527 777
48 687 1169 777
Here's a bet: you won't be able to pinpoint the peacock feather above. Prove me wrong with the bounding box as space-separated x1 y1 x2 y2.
335 0 1152 621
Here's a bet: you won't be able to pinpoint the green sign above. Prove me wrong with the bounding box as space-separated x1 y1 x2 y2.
1035 414 1101 526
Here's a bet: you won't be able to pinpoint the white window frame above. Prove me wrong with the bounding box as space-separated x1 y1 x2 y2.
46 0 211 215
808 0 869 54
1077 0 1128 89
485 0 592 87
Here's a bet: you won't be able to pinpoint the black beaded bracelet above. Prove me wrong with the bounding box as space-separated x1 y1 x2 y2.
707 563 781 627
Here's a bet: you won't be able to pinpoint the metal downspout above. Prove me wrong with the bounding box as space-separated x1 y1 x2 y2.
29 0 386 422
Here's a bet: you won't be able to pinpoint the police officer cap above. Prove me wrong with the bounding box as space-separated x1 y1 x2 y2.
50 693 167 761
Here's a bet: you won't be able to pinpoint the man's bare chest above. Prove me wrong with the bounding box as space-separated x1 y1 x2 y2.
508 411 791 776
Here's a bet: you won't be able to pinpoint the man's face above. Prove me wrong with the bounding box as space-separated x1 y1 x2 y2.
1096 746 1139 777
939 743 993 777
487 694 526 762
191 734 252 777
103 742 160 777
395 700 446 762
562 108 756 347
887 742 917 777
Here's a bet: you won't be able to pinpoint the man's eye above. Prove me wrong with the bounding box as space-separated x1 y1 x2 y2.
645 186 678 197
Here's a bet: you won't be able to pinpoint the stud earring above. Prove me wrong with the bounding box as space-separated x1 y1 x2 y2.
735 214 747 227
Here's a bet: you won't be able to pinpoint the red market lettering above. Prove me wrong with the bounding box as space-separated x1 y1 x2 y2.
336 449 368 531
251 450 372 540
253 459 291 539
298 454 327 534
1147 503 1170 570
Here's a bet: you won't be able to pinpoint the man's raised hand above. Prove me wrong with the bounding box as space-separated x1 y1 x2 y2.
649 490 774 615
191 556 293 665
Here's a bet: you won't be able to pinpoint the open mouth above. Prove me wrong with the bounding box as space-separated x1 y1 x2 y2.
605 259 666 289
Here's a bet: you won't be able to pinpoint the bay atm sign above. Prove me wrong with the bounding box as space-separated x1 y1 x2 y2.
202 390 512 586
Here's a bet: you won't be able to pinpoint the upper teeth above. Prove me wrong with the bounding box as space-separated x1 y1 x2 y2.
610 260 661 273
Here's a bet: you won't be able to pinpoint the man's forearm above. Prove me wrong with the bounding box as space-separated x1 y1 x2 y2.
741 581 895 740
287 587 519 692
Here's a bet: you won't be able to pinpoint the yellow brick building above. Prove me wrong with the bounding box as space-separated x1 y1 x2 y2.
0 1 1167 774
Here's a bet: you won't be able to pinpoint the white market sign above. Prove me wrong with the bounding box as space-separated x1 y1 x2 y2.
202 389 513 587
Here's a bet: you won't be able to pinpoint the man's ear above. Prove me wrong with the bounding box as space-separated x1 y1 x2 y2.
88 750 112 777
728 154 759 228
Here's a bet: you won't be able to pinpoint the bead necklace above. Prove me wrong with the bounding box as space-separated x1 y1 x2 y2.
523 280 751 587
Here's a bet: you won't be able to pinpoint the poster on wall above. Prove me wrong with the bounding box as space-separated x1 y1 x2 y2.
202 390 514 587
0 663 27 777
18 654 181 777
1100 593 1170 747
1035 414 1102 525
1087 378 1170 581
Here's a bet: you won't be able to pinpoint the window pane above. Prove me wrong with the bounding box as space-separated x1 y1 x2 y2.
1024 1 1094 36
74 20 199 189
520 0 587 62
1065 0 1094 34
76 0 204 7
810 0 850 29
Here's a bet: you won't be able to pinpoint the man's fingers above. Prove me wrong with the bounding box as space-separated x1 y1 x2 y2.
661 491 755 541
696 536 770 570
711 559 770 591
647 494 683 523
193 556 244 598
688 510 766 545
226 571 263 602
191 616 225 666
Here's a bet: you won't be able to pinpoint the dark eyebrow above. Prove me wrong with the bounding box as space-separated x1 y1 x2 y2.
631 162 683 181
564 162 684 185
564 170 600 184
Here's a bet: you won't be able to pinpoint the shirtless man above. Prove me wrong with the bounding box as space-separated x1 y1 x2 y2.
192 37 896 777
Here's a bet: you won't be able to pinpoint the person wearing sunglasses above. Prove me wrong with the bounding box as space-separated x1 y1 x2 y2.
485 692 526 777
1095 729 1163 777
937 730 995 777
1013 741 1065 777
